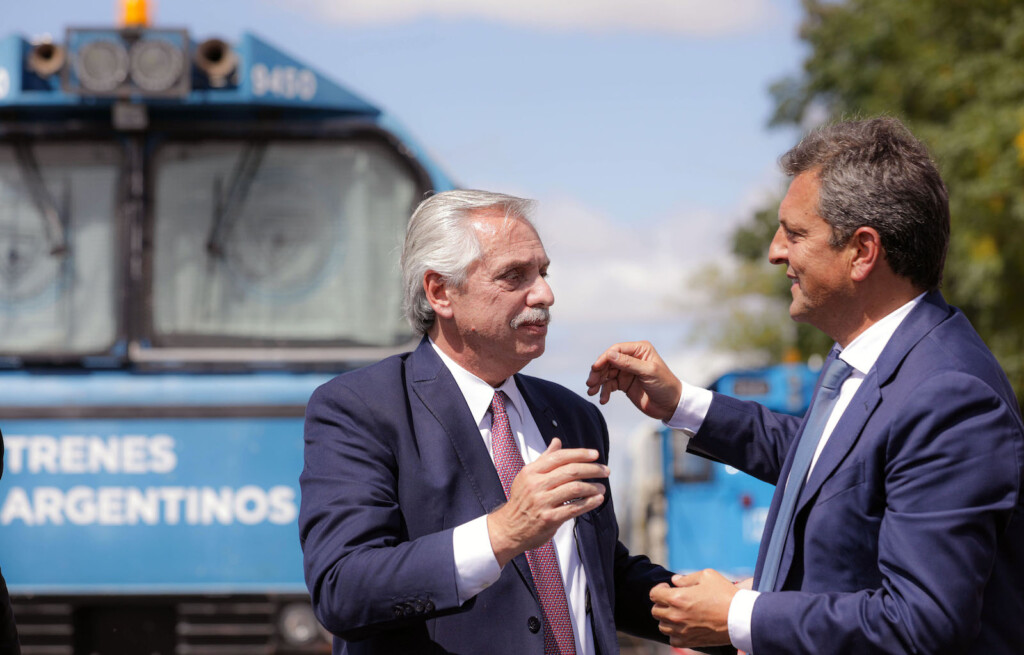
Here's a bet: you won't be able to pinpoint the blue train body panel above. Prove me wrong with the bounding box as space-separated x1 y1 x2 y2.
2 416 307 592
0 372 334 593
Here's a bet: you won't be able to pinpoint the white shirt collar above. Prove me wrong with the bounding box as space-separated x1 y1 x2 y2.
838 292 926 374
429 338 525 426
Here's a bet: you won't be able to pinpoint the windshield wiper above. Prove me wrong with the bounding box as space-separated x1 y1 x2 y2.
12 142 68 256
206 142 267 258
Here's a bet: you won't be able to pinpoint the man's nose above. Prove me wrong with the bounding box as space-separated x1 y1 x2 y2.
768 226 787 266
529 274 554 307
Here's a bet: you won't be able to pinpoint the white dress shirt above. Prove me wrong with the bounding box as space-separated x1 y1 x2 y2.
666 294 925 653
431 340 594 655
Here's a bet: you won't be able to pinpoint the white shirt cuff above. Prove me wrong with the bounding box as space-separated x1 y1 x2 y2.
727 588 758 653
664 382 713 435
453 515 502 604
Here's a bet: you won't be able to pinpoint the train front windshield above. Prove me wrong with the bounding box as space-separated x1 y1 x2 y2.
0 142 121 355
152 139 419 348
0 137 423 360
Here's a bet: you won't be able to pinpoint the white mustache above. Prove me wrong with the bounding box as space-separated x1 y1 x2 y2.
510 307 550 330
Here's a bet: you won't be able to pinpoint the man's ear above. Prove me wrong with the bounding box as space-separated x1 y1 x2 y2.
424 270 454 319
849 226 882 282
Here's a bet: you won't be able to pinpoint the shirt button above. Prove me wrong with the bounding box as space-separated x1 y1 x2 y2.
527 616 541 634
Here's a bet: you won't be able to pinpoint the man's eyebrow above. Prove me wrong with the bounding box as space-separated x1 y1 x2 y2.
495 256 549 270
779 218 801 232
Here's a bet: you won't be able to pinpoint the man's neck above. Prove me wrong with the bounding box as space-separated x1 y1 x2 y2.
831 277 924 347
427 325 515 387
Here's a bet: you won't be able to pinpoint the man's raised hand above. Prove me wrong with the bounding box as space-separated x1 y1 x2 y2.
487 438 607 567
586 341 683 421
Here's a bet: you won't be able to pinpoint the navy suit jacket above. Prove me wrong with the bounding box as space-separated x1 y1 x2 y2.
299 339 671 654
689 291 1024 654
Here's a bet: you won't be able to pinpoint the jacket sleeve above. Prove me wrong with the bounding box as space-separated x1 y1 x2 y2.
688 392 805 485
298 379 463 640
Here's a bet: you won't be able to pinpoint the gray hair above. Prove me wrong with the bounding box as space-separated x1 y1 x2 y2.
401 190 537 334
781 116 949 291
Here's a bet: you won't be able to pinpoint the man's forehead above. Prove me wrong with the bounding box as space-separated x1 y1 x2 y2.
471 210 543 243
780 171 823 219
469 216 548 272
469 208 532 235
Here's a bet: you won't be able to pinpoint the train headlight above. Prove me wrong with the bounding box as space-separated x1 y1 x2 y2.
73 39 129 93
64 28 190 98
130 38 185 92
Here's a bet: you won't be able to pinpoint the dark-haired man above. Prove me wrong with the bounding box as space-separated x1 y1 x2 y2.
588 117 1024 654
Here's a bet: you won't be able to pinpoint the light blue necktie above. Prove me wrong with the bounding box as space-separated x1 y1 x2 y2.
757 354 854 592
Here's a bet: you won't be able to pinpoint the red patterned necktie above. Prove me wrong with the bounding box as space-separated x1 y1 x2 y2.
490 391 577 655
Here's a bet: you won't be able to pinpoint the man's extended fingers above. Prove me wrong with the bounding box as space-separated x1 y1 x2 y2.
586 344 634 387
556 489 604 518
532 445 601 471
600 378 621 405
587 343 661 403
589 342 657 374
557 487 602 511
544 460 609 482
602 348 656 378
533 463 609 502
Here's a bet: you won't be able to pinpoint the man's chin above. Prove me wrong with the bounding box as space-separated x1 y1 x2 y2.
517 340 546 361
789 302 810 323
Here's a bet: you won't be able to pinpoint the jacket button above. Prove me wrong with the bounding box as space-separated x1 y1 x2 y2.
527 616 541 633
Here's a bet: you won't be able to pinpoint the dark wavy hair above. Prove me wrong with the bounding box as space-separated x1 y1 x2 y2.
781 117 949 291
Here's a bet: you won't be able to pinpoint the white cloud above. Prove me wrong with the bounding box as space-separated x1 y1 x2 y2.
277 0 778 36
533 194 736 324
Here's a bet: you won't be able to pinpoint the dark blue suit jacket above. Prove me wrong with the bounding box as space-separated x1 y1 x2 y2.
690 292 1024 654
299 339 671 654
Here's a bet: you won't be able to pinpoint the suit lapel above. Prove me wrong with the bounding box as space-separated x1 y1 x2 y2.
407 339 507 515
516 376 568 448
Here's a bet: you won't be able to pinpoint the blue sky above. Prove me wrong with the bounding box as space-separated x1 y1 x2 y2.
9 1 803 218
7 0 808 478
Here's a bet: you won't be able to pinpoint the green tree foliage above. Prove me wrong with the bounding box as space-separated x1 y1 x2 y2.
722 0 1024 399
